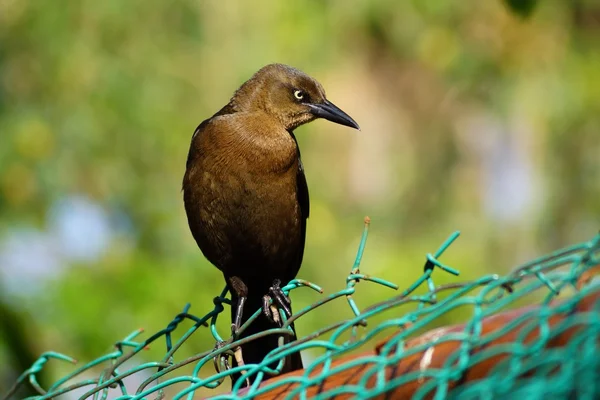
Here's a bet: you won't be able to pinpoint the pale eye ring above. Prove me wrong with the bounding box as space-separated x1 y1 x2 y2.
293 90 304 100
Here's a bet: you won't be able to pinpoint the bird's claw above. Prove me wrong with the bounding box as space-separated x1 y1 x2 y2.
230 323 239 337
212 340 232 373
262 279 292 326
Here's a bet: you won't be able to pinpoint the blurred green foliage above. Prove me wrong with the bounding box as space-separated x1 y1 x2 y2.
504 0 538 18
0 0 599 394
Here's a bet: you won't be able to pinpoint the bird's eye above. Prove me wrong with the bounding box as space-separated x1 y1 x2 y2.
293 90 305 101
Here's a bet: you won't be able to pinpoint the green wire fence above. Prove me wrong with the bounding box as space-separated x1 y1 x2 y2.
3 220 600 399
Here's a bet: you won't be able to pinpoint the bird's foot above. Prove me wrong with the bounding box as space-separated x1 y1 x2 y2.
212 340 232 374
214 336 250 386
262 279 292 326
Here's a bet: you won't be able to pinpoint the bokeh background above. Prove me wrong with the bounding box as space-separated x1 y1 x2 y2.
1 0 599 397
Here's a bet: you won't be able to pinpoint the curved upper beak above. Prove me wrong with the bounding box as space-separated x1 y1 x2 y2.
308 100 360 130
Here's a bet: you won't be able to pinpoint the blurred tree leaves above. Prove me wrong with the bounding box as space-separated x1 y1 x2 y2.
503 0 538 18
0 0 599 391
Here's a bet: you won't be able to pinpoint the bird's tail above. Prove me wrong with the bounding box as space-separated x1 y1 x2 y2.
229 293 303 387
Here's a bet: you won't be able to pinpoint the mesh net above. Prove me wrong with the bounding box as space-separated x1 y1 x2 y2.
3 221 600 400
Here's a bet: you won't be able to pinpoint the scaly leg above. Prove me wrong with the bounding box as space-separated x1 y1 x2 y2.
262 279 292 326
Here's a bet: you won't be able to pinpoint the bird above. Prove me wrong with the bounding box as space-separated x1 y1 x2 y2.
182 63 359 386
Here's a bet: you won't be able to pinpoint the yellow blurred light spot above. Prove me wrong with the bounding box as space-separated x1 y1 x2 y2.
1 163 37 206
15 118 55 161
418 27 459 71
0 0 27 28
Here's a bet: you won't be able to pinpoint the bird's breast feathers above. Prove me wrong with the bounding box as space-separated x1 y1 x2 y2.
204 113 298 173
183 111 305 270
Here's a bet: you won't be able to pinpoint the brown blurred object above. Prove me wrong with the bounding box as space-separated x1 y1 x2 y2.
576 263 600 290
231 285 600 399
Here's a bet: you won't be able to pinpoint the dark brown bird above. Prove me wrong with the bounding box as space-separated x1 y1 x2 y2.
182 63 359 386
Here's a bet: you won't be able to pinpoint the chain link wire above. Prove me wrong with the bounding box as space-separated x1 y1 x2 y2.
3 220 600 399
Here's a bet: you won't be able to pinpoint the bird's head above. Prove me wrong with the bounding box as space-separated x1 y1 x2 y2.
231 63 360 131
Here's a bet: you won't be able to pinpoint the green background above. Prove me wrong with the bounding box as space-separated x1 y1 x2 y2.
1 0 599 397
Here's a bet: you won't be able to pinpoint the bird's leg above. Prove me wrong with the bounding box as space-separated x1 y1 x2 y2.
228 276 248 337
232 296 246 336
226 276 250 383
270 283 291 314
262 279 292 325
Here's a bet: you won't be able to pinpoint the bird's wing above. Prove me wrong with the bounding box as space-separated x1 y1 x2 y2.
185 119 210 171
290 133 309 273
185 104 237 172
297 157 310 220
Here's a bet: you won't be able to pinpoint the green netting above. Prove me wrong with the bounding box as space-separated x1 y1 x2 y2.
3 223 600 400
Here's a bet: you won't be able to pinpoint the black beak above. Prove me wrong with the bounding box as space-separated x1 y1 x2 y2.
308 100 360 130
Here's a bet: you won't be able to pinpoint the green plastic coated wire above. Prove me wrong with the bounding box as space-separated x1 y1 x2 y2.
3 224 599 400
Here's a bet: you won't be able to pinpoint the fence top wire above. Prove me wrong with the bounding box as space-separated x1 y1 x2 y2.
3 219 600 400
